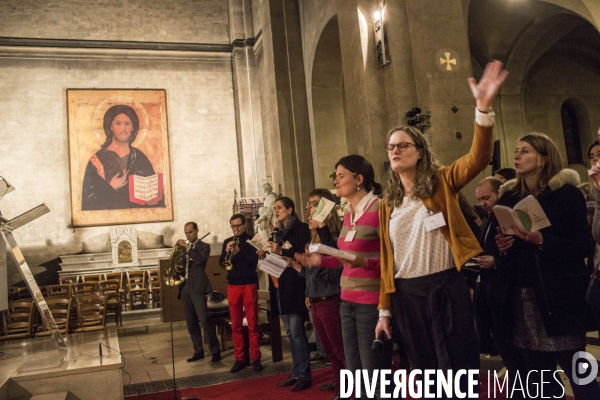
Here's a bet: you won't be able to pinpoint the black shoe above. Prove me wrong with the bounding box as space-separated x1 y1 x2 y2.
291 377 312 392
253 360 264 372
309 353 325 362
277 375 298 387
186 353 205 362
230 360 245 373
319 381 336 391
211 352 222 362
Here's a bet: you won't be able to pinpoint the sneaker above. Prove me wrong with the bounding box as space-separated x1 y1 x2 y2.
230 360 245 373
253 360 264 372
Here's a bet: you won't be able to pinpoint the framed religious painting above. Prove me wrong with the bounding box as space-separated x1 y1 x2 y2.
67 89 173 226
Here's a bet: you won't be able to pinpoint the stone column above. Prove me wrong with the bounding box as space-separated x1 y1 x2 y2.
229 0 267 198
253 0 315 207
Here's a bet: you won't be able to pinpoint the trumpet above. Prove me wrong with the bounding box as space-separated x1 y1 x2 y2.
222 236 239 271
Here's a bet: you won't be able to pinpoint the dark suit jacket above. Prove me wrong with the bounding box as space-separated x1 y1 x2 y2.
178 240 213 297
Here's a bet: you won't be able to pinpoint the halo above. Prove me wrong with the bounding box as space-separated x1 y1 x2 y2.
93 96 149 148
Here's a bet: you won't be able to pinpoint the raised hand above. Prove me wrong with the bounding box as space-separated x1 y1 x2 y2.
468 60 509 111
589 164 600 190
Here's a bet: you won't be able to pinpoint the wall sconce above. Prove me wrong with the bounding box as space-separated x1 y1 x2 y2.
405 107 431 130
374 6 390 68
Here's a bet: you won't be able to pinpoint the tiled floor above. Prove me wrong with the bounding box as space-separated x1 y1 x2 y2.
118 316 296 395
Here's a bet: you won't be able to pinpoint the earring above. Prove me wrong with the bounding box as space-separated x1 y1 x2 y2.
357 185 360 191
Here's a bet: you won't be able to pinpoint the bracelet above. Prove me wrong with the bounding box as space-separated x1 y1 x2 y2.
378 316 390 321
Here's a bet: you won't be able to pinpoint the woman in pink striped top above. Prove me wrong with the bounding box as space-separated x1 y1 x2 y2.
299 155 392 399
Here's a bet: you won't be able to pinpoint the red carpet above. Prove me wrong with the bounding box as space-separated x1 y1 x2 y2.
125 369 577 400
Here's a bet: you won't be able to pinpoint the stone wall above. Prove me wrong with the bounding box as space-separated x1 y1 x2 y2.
0 0 239 285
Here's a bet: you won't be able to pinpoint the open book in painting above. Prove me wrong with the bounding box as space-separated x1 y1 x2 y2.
492 195 550 235
128 173 163 205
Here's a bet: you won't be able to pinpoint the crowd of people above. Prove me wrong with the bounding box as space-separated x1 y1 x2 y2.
178 60 600 399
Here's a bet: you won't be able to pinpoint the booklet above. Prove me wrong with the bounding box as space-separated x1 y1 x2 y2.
258 253 288 278
492 195 551 235
311 197 336 223
128 173 163 205
308 243 356 261
247 233 271 252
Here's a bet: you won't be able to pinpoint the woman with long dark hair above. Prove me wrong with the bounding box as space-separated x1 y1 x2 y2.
495 133 599 399
262 197 312 392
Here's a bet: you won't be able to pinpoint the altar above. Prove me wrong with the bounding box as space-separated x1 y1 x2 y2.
58 228 171 277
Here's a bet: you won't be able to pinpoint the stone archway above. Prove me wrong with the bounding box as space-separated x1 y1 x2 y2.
311 15 349 188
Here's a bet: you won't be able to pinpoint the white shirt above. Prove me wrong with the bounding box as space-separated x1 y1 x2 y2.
389 197 453 279
345 190 377 228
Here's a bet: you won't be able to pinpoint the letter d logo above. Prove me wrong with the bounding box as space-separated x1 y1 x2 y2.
572 351 598 386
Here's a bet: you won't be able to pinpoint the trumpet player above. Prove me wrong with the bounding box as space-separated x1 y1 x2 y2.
177 222 222 363
219 214 263 373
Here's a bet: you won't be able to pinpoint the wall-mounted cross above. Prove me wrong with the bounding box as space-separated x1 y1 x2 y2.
440 52 457 71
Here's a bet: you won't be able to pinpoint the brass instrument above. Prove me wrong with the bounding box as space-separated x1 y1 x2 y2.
164 243 187 286
222 236 239 271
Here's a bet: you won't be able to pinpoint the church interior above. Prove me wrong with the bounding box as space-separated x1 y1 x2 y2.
1 0 600 398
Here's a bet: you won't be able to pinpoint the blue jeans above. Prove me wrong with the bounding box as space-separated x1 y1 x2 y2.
281 313 311 380
340 301 391 398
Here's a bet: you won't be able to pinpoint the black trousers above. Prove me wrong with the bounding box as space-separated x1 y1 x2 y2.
392 268 480 399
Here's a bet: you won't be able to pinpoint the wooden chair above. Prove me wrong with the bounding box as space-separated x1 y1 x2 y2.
104 272 126 310
59 275 79 285
1 300 36 340
73 282 99 295
99 280 122 325
127 271 148 310
81 274 102 283
74 294 107 332
147 269 161 308
9 287 32 301
37 297 71 336
46 284 73 298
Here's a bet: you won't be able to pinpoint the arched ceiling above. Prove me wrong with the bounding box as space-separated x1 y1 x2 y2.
468 0 600 93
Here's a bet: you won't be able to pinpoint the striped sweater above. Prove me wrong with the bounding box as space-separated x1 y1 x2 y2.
320 197 381 305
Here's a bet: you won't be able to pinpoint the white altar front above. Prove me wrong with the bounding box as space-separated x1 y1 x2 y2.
58 228 171 277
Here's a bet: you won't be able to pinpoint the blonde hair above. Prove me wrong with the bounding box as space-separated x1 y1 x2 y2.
383 126 441 207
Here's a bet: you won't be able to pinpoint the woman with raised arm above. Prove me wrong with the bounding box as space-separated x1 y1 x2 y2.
375 61 508 396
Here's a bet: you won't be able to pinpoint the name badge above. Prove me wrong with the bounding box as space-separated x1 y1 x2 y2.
424 212 446 232
282 240 292 250
345 230 357 242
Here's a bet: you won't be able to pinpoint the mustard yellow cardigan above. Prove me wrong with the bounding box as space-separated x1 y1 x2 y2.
378 123 494 311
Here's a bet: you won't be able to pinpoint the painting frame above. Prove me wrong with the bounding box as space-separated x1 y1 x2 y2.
67 89 174 227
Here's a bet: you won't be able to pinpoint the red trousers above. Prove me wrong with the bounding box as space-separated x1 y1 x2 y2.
227 284 261 362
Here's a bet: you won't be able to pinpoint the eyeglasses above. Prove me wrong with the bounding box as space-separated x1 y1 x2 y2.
230 223 244 229
385 142 418 152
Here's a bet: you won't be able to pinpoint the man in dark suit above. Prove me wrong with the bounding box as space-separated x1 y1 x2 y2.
177 222 221 362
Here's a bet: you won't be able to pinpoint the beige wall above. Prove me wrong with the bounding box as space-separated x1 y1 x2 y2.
0 0 230 43
0 1 239 285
